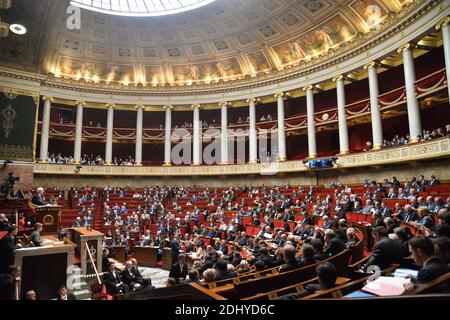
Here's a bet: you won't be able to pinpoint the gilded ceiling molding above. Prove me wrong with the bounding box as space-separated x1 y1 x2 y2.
0 0 443 100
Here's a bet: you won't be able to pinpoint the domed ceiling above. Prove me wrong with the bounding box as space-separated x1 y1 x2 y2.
0 0 420 88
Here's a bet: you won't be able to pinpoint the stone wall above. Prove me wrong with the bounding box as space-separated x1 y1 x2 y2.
33 157 450 188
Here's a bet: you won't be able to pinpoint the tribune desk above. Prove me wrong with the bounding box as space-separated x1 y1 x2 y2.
69 227 104 275
133 246 158 267
14 236 75 300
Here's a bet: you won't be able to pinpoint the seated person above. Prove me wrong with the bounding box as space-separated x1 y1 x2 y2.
435 237 450 267
169 253 188 284
298 244 316 267
32 187 48 206
202 268 216 283
104 262 130 295
275 262 338 299
214 260 236 281
323 230 345 257
30 223 44 247
279 245 300 273
56 285 76 300
364 226 408 271
408 236 449 282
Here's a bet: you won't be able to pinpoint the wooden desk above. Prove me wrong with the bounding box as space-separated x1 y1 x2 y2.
112 246 127 262
162 247 173 270
133 246 158 267
69 227 104 275
14 238 75 300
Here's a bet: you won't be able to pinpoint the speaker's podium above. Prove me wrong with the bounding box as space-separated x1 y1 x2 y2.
14 236 76 300
68 227 104 276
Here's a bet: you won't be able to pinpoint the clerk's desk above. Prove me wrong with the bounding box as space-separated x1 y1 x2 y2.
14 236 75 300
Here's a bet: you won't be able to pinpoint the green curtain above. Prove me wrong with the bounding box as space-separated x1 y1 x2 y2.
0 91 37 161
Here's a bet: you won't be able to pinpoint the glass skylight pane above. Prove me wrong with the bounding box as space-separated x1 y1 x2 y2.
70 0 217 16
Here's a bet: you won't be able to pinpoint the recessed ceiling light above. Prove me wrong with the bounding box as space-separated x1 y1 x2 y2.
9 24 27 35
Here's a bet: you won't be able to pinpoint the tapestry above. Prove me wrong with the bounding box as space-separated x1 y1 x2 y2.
0 90 38 161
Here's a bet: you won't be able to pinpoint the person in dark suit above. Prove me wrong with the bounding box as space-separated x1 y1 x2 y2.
104 262 129 295
121 261 141 291
311 238 328 261
217 240 229 256
129 258 154 289
31 187 48 206
0 214 9 231
370 212 385 228
56 285 76 300
364 226 408 271
170 235 180 264
297 244 317 267
214 260 236 281
409 236 449 282
30 223 43 247
0 265 19 300
0 225 21 274
323 230 345 257
258 246 275 268
279 245 301 273
169 253 188 284
275 262 338 300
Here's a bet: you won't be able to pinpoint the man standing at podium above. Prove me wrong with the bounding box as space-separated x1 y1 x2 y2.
32 187 48 206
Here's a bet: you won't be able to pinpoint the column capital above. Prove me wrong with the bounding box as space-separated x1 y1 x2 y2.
191 104 201 110
397 43 416 54
106 103 116 109
274 92 287 99
218 102 231 108
246 97 261 104
436 16 450 30
332 75 345 83
75 101 86 107
363 61 378 70
302 85 314 92
134 105 145 110
163 105 173 110
42 96 53 102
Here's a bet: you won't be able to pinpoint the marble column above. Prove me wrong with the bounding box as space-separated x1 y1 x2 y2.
192 104 201 165
334 76 350 154
163 106 173 166
105 104 114 165
398 43 422 142
275 92 287 161
39 97 52 162
220 102 229 164
135 105 144 166
73 101 84 164
365 62 384 149
437 17 450 106
247 98 258 164
304 86 317 158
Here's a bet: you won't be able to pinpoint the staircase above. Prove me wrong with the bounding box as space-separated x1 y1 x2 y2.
70 274 92 300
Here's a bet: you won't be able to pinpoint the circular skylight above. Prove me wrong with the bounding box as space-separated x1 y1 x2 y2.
70 0 218 17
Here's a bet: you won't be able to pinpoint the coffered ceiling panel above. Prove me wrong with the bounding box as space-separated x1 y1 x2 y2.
0 0 419 87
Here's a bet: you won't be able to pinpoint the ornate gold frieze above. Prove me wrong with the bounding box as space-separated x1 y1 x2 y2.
33 137 450 177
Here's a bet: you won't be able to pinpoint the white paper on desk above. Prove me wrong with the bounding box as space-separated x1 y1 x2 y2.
362 276 410 296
